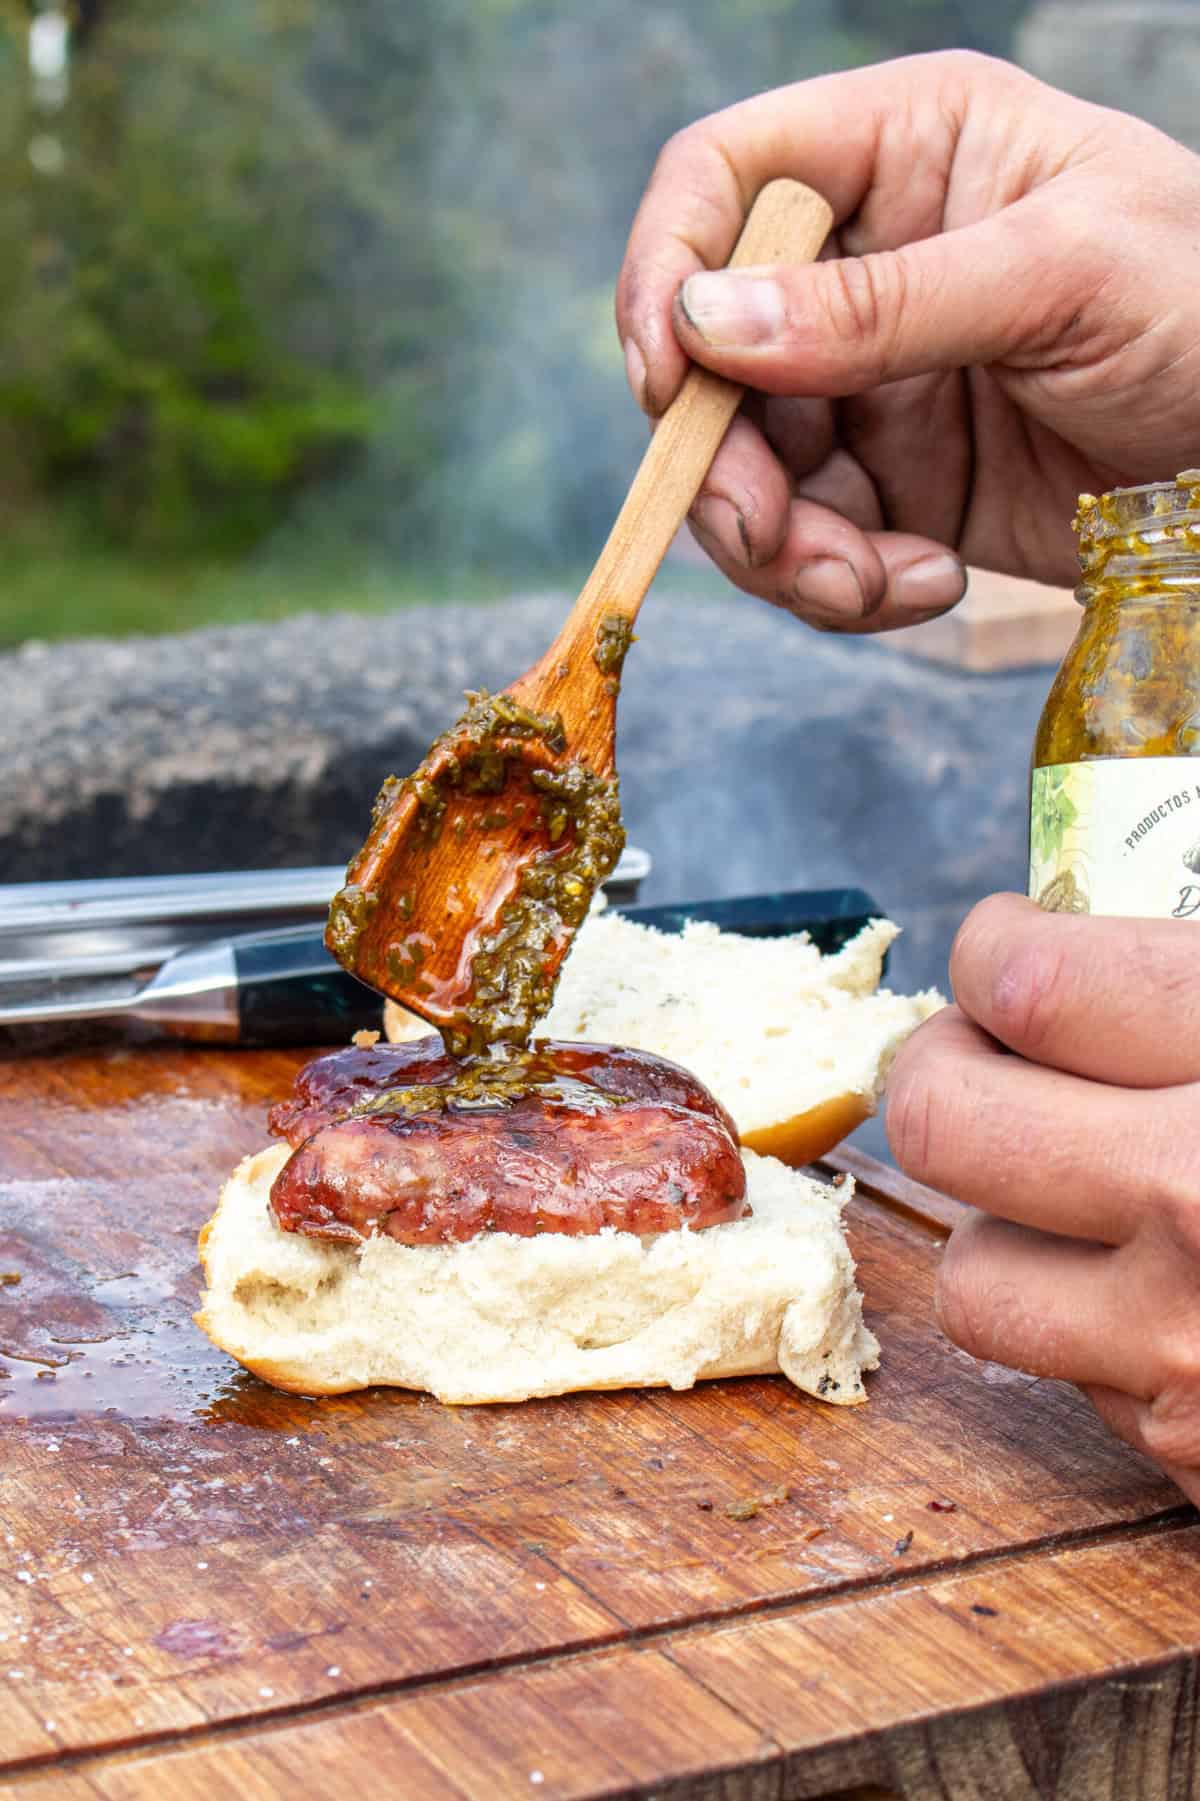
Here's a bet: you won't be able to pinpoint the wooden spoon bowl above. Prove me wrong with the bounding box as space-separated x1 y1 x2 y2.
328 180 833 1053
327 680 626 1056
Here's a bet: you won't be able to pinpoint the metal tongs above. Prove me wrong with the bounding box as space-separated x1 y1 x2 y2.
0 853 651 1044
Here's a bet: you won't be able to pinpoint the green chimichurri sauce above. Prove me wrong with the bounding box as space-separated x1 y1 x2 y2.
347 1041 630 1117
329 652 631 1063
444 761 624 1058
326 882 378 961
593 612 634 678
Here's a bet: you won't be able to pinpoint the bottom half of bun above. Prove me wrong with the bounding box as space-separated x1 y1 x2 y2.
196 1143 879 1407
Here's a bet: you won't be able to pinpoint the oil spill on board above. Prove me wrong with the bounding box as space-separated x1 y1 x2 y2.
0 1052 324 1432
0 1181 409 1433
0 1167 239 1424
0 1180 431 1441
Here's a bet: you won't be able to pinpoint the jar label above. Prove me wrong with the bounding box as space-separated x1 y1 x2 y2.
1030 759 1200 916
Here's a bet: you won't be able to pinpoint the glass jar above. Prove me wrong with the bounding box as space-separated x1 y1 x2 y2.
1030 473 1200 916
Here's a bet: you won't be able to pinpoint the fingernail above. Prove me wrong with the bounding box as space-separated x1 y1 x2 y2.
690 494 750 567
894 554 967 617
623 337 648 412
790 556 867 622
679 272 784 347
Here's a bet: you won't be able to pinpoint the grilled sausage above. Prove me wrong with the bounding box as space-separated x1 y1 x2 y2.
267 1039 454 1147
267 1039 747 1244
270 1096 746 1244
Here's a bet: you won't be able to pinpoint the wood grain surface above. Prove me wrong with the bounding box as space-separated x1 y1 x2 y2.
1 1041 1196 1800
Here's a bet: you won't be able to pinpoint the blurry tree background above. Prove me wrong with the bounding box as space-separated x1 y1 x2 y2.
0 0 1029 642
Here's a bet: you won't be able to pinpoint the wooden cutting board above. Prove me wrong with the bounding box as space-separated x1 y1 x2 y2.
1 1042 1197 1800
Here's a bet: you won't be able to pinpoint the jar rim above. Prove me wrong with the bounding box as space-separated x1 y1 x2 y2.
1089 472 1200 501
1075 472 1200 574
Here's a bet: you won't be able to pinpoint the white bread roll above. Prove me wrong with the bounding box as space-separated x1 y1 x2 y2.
385 913 942 1166
196 1143 879 1406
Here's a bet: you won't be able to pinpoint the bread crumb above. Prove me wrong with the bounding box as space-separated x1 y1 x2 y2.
352 1029 381 1049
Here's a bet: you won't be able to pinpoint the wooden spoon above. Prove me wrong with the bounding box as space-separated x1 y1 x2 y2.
327 179 832 1056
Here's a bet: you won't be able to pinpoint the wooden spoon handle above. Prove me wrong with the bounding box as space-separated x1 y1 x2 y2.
559 179 832 650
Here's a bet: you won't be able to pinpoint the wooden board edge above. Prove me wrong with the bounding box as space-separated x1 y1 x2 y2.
4 1517 1198 1800
821 1144 971 1237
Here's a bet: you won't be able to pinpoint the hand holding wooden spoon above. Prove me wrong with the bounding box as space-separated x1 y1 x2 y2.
327 180 832 1055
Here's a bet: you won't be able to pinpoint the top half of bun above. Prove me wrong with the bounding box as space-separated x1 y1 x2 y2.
384 912 942 1166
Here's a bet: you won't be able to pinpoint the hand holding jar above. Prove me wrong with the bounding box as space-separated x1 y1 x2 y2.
901 482 1200 1501
617 51 1200 1500
616 50 1200 631
888 892 1200 1510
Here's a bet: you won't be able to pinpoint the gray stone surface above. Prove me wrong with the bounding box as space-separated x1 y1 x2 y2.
0 591 1054 1009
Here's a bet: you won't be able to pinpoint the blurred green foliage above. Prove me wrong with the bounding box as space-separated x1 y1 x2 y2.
0 0 440 551
0 510 512 645
0 0 1023 620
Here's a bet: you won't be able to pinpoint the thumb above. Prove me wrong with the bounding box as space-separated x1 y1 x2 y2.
674 206 1058 394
